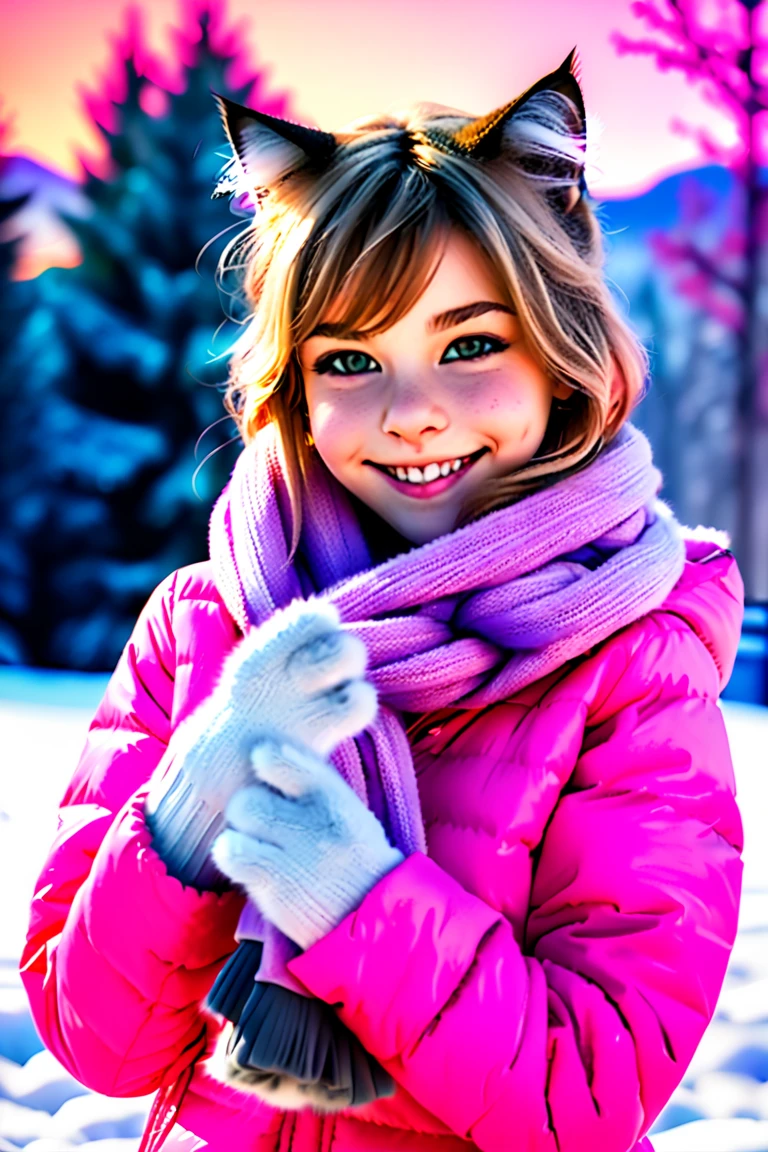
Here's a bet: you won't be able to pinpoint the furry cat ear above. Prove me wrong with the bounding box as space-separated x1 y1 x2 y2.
451 48 584 158
212 93 337 201
421 49 587 212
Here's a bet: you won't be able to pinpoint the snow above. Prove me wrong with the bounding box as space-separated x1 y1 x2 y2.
0 671 766 1152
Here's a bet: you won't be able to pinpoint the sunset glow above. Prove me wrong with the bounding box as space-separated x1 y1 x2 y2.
1 0 739 198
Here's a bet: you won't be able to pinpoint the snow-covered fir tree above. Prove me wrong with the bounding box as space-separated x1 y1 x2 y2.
0 114 37 664
6 2 293 669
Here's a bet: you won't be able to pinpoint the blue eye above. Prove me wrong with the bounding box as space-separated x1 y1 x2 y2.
313 351 380 376
441 335 509 363
311 334 509 377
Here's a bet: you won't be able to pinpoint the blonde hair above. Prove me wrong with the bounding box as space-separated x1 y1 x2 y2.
218 90 648 558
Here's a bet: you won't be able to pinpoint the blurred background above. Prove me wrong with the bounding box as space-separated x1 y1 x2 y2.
1 2 768 1150
1 0 768 676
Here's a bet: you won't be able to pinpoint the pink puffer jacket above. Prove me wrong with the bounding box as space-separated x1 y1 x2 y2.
20 537 744 1152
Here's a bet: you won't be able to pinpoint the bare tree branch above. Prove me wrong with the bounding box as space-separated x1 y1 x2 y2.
615 0 749 116
667 0 749 109
651 231 745 297
629 0 685 38
669 116 739 165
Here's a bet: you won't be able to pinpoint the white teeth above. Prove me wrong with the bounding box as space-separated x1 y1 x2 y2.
383 453 476 483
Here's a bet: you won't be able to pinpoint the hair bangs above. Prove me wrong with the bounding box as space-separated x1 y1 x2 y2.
292 167 451 343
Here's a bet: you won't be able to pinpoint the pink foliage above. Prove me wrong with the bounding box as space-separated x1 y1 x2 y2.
170 0 291 118
679 175 719 223
138 85 170 119
611 31 698 75
613 0 755 138
685 0 745 54
614 0 768 327
676 269 711 297
721 228 746 259
76 6 170 177
649 230 685 263
629 1 682 35
75 0 295 182
649 216 745 330
649 194 746 329
756 108 768 172
670 116 742 166
755 46 768 86
706 294 744 329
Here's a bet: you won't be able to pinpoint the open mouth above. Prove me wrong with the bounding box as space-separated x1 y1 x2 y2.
365 447 489 498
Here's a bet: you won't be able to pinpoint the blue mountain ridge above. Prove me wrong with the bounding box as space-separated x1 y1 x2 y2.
595 164 735 237
1 155 90 223
0 154 741 269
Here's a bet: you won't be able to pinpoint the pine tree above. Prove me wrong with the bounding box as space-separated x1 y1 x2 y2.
0 114 36 662
10 2 293 669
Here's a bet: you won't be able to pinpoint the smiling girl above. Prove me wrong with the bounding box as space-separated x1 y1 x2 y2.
21 52 744 1152
299 229 575 545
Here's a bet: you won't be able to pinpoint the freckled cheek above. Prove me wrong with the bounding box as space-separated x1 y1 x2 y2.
310 393 375 462
463 379 526 421
484 393 524 415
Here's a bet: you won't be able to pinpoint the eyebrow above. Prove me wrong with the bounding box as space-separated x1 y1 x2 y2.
307 300 516 341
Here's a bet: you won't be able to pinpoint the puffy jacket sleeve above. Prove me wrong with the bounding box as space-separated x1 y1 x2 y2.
289 615 744 1151
19 571 245 1097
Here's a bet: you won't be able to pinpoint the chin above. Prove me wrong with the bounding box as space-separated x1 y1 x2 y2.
398 526 446 546
390 513 458 546
369 517 426 546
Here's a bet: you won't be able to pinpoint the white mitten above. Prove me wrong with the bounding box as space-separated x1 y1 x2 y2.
144 599 377 888
212 739 404 950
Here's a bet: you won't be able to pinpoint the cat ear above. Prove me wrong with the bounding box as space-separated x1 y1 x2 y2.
452 49 584 157
211 93 337 201
421 49 587 211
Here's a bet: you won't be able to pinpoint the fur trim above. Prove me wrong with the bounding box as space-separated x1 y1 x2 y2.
205 1021 353 1113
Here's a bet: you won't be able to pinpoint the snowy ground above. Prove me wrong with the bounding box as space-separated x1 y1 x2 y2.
0 669 766 1152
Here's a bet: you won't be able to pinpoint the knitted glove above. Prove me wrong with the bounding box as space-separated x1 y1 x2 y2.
144 599 377 889
211 738 405 950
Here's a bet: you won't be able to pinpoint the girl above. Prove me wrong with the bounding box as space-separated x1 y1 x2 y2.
20 51 745 1152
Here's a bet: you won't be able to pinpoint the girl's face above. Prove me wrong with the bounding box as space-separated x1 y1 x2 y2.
298 228 571 545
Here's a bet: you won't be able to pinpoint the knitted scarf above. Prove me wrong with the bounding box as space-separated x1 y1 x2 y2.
205 418 687 1105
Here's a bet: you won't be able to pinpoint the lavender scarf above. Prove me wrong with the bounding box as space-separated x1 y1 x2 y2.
205 418 686 1097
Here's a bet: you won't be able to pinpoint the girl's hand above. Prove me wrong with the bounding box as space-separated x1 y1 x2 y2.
211 738 405 950
217 598 378 759
144 600 378 889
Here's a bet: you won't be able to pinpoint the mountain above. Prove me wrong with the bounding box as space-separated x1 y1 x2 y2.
1 155 739 283
0 155 90 279
596 164 735 237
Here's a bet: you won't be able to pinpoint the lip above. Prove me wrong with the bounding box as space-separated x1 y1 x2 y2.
367 450 488 500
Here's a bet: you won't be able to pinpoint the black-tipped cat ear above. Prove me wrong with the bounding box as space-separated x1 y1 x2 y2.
211 92 337 199
448 48 585 159
418 50 587 217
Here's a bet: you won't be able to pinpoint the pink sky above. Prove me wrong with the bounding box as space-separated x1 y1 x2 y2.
1 0 739 198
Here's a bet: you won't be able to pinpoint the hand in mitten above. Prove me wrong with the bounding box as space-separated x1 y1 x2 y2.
212 738 404 950
144 599 377 889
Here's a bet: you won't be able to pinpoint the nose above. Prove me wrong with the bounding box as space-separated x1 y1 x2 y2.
381 378 449 447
